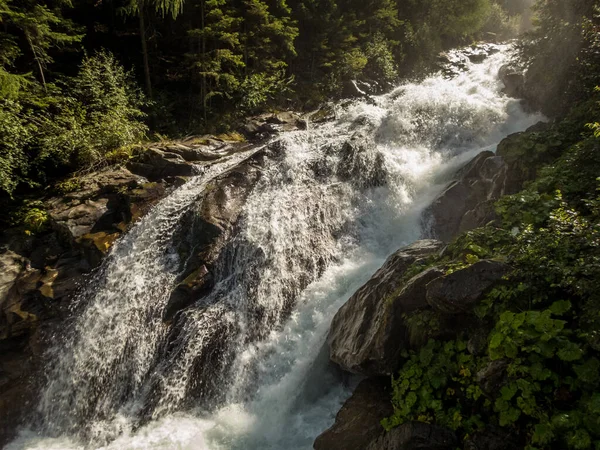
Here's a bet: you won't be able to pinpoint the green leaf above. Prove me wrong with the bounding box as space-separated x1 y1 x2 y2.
490 332 504 349
549 300 572 315
500 383 518 401
532 423 554 445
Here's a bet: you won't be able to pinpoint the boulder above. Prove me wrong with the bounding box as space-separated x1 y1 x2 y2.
46 168 166 265
336 135 387 189
327 240 444 376
241 111 306 139
308 105 336 124
477 359 509 396
313 378 393 450
366 422 458 450
127 148 198 180
424 151 509 242
426 260 508 314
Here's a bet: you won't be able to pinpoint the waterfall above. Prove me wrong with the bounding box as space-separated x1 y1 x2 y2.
8 45 543 450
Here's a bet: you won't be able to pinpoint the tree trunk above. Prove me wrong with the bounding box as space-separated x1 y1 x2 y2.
138 3 153 99
26 33 46 92
201 0 207 124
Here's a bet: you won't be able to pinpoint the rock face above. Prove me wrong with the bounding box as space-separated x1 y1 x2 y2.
164 147 269 321
313 378 393 450
45 167 167 267
426 260 508 314
424 151 508 242
366 422 458 450
327 240 444 376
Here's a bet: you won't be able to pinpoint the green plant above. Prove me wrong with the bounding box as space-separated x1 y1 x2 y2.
11 200 49 235
54 177 82 195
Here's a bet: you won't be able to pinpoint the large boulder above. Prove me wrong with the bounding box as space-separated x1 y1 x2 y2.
313 378 393 450
327 240 444 376
366 422 458 450
127 148 198 180
426 121 555 242
424 151 508 242
426 260 509 314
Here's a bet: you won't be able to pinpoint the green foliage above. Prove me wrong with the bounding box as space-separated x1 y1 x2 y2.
0 100 34 196
10 200 49 235
481 2 521 40
0 51 147 196
54 177 82 195
382 339 485 434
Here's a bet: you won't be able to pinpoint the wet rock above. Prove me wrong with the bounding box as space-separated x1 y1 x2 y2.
477 359 509 396
308 105 336 124
163 266 213 322
499 64 525 98
366 422 458 450
127 148 198 180
241 111 306 139
165 148 268 320
313 378 393 450
45 168 167 266
336 134 387 188
327 240 444 376
426 260 508 314
424 151 509 242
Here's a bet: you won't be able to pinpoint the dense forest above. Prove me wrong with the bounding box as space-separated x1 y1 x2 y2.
0 0 532 197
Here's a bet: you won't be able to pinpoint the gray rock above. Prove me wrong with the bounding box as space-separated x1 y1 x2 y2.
477 359 509 396
366 422 458 450
165 148 268 321
327 240 444 376
499 64 525 98
128 148 198 180
313 378 393 450
424 151 511 242
426 260 508 314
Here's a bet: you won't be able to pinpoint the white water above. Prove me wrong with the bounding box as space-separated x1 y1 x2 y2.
8 46 543 450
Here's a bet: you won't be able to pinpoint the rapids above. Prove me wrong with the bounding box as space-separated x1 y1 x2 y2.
7 45 543 450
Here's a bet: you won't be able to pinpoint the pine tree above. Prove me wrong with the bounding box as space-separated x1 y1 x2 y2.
0 0 83 92
186 0 244 122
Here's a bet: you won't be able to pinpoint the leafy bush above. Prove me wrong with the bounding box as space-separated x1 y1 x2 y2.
0 51 147 196
36 51 148 168
10 200 49 235
0 100 34 196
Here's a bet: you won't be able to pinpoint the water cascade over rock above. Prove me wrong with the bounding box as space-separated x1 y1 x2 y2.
6 44 543 450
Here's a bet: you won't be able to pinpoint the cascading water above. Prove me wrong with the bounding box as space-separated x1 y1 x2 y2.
8 45 543 450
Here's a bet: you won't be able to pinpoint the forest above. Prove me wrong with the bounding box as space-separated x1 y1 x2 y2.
0 0 531 197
